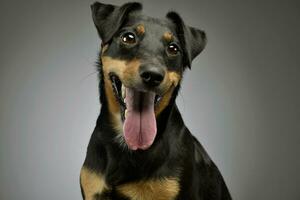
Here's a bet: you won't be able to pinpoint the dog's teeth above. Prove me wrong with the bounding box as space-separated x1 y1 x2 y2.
121 84 126 99
125 109 128 118
157 96 162 102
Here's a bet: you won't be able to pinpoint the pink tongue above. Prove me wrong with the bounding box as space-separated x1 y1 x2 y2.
123 88 157 150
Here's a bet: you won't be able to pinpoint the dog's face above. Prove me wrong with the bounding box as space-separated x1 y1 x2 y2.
91 2 206 150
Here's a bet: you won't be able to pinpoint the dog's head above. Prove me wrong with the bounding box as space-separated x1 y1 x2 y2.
91 2 206 150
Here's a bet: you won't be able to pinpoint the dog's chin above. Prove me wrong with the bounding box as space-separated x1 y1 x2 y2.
109 73 163 151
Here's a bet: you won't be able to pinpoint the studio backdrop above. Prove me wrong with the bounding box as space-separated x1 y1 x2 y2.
0 0 299 199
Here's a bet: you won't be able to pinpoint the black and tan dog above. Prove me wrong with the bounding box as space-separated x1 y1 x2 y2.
80 2 232 200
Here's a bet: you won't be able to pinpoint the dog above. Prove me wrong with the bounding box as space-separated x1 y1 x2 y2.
80 2 232 200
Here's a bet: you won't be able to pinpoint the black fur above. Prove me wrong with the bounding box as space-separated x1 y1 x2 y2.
166 12 207 68
91 2 142 44
82 2 232 200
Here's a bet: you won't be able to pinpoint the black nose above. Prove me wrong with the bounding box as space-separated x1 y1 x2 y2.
140 66 165 87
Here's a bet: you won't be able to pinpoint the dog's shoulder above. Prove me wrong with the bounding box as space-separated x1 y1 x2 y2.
189 135 232 199
191 135 212 166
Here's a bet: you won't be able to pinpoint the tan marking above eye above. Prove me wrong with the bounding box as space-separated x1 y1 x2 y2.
136 24 145 35
80 167 108 200
117 178 180 200
163 32 174 42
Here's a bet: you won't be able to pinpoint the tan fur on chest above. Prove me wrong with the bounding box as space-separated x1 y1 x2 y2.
117 178 180 200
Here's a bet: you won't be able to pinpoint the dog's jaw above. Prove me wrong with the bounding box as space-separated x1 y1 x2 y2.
109 73 162 150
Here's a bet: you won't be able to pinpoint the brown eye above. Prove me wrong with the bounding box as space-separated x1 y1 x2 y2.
167 43 180 56
121 32 136 44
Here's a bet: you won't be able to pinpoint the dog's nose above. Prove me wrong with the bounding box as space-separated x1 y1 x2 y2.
140 66 165 87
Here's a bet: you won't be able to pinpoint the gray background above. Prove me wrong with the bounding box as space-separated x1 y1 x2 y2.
0 0 299 199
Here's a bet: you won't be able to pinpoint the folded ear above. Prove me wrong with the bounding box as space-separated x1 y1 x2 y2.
91 2 142 44
166 12 207 68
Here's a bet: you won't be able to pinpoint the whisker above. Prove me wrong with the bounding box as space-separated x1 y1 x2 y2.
79 71 98 83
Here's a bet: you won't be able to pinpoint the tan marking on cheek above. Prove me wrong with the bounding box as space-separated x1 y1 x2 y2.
101 56 127 114
101 56 127 132
117 178 180 200
155 71 181 116
155 87 174 116
168 71 181 87
80 167 108 200
103 80 123 133
104 78 119 113
101 56 141 133
101 56 127 78
163 32 174 43
136 24 145 35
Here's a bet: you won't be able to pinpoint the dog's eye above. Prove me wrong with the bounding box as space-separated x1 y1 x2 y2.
121 32 136 45
166 43 180 56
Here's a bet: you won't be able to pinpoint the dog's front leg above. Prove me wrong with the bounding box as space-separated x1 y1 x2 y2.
80 166 109 200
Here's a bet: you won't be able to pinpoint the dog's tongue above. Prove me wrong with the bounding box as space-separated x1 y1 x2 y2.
123 88 157 150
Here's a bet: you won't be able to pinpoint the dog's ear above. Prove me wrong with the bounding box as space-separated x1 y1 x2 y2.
166 12 207 69
91 2 142 44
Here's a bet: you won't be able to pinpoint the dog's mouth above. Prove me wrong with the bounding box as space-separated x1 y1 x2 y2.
109 73 162 150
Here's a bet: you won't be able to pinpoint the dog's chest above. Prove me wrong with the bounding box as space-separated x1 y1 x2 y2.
116 178 180 200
